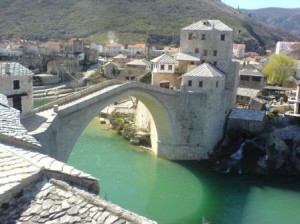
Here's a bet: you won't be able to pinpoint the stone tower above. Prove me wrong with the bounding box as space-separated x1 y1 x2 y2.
180 20 239 110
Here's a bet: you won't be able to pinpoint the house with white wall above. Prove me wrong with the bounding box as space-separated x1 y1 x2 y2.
276 42 300 59
151 54 177 88
127 44 147 55
233 44 245 59
105 42 124 56
0 62 33 113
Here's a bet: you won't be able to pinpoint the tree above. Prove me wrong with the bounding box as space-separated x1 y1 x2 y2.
262 54 297 87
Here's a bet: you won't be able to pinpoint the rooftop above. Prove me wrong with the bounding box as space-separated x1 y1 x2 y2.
237 87 260 98
0 94 40 148
240 69 264 77
127 59 150 66
182 63 224 78
182 20 232 32
151 54 176 64
113 54 127 59
233 44 246 49
175 52 200 62
0 62 34 77
128 43 146 49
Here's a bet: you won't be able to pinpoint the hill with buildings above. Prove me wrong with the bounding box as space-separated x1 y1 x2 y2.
0 0 297 50
242 8 300 36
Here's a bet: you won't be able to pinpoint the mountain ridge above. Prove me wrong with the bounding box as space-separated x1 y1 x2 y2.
0 0 298 51
242 7 300 36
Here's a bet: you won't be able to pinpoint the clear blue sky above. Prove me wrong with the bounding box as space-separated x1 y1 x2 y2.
222 0 300 9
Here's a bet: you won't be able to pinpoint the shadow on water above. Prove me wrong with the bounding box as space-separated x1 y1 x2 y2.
176 160 300 224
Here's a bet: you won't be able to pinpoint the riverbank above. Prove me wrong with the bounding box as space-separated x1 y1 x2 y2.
105 111 151 147
208 116 300 176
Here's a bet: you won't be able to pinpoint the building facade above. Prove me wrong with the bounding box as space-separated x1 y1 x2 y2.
276 41 300 59
0 62 33 113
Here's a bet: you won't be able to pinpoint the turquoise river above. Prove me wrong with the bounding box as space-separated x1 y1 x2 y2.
67 117 300 224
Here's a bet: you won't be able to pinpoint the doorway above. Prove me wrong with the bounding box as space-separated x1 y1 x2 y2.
13 96 22 112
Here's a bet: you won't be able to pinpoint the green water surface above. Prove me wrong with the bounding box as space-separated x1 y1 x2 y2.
68 118 300 224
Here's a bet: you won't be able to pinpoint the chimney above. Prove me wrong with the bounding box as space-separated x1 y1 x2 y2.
5 63 10 75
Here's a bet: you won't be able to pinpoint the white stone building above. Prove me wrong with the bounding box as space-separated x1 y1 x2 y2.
127 44 147 55
180 63 225 92
151 54 176 88
233 44 246 59
90 42 104 53
0 62 33 113
105 42 125 56
276 41 300 59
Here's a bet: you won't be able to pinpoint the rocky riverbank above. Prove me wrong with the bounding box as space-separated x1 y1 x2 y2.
208 116 300 175
107 112 151 147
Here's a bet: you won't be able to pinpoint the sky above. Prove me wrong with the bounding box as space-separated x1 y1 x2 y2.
222 0 300 9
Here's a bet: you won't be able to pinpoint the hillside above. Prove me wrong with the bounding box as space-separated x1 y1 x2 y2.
242 8 300 36
0 0 298 50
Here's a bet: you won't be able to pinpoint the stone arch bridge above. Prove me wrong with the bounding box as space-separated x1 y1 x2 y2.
29 80 225 162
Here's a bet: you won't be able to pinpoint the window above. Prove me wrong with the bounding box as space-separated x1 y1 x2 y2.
168 65 173 71
199 81 203 87
203 50 208 56
160 64 165 70
221 34 225 41
216 81 219 88
195 48 199 53
13 80 20 90
188 80 192 87
252 77 261 82
188 33 193 40
191 62 195 65
201 34 206 40
213 61 217 66
240 75 249 81
213 50 217 56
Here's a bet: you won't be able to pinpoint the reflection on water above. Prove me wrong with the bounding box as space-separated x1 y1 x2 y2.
68 117 300 224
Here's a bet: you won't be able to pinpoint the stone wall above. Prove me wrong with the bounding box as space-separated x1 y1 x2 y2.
1 75 33 113
35 74 60 85
151 72 180 89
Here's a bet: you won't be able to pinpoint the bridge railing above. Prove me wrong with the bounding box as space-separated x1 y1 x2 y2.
34 79 125 113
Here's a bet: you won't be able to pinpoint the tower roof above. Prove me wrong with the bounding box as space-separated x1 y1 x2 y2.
182 63 224 78
0 62 33 77
182 20 232 32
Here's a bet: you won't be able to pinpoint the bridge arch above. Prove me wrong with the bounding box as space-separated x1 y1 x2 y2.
56 83 176 161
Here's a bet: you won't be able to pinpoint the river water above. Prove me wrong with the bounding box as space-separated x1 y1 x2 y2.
67 117 300 224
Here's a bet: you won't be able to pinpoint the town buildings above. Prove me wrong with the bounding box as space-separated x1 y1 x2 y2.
151 19 239 101
59 38 84 57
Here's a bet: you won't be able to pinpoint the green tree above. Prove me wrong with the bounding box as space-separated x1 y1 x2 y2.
263 54 296 86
